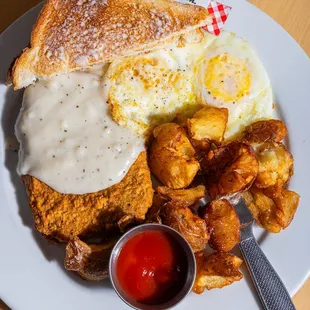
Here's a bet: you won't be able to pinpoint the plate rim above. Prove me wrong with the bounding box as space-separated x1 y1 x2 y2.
0 1 310 309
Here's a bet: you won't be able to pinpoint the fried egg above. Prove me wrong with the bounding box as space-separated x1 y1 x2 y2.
196 31 273 138
104 30 273 140
104 32 215 137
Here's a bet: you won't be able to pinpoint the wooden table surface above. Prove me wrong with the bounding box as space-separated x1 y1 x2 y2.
0 0 309 309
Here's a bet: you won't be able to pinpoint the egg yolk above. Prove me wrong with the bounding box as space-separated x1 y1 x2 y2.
107 56 198 137
204 53 251 103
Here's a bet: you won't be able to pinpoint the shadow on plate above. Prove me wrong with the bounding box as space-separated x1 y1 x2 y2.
1 86 113 291
257 229 269 245
228 246 260 306
200 244 260 306
274 99 291 152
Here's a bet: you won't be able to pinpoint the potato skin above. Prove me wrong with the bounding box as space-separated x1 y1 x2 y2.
274 189 300 229
193 251 243 294
65 237 117 281
174 113 191 129
243 187 281 233
163 203 209 252
255 142 293 188
190 138 212 155
202 199 240 252
157 185 206 208
243 185 299 232
244 119 287 143
145 193 166 224
149 123 200 189
201 142 258 197
188 106 228 143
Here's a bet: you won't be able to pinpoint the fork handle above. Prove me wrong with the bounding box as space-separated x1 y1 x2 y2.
239 236 295 310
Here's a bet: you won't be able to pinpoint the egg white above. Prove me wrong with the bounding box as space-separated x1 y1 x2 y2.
196 31 273 138
104 30 273 139
104 32 215 137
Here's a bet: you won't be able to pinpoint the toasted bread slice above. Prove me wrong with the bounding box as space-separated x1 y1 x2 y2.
12 0 210 89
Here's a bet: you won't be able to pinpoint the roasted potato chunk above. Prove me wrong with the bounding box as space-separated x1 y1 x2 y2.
243 186 299 232
188 107 228 144
157 185 206 208
243 119 287 143
149 123 200 189
190 138 212 155
243 187 281 233
65 237 117 281
201 199 240 251
201 142 258 197
174 113 190 128
193 251 243 294
145 194 166 224
255 142 293 188
174 104 203 128
274 189 300 229
117 215 137 232
163 203 209 252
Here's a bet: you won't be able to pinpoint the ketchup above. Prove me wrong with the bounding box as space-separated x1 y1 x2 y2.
116 231 187 305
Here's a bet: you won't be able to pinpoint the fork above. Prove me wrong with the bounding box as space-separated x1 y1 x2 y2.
232 197 296 310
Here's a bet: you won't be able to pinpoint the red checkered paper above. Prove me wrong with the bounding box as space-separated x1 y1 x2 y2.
202 1 232 36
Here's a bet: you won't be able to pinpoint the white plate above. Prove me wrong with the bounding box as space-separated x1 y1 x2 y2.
0 1 310 309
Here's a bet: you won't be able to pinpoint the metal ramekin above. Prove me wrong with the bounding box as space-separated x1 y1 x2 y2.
109 223 196 310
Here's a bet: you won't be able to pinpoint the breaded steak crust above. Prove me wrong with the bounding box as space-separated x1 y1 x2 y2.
22 152 153 242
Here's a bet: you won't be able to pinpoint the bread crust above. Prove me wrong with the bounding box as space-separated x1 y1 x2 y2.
12 0 210 89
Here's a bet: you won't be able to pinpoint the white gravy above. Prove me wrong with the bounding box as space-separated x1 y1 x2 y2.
15 68 145 194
